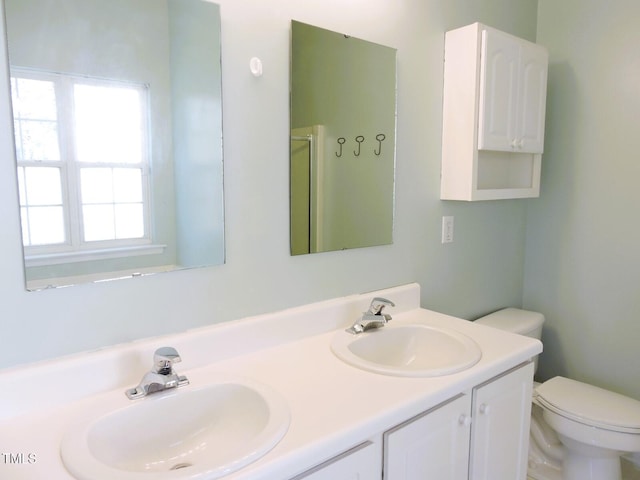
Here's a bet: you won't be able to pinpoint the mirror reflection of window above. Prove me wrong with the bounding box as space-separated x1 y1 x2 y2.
11 69 151 256
4 0 225 290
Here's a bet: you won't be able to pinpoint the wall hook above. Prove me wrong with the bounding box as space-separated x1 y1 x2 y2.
335 137 346 157
354 135 365 156
374 133 386 156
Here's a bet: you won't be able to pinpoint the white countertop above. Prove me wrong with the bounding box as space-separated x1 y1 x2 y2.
0 283 542 479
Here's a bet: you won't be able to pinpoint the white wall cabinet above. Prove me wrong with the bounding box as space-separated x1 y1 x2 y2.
382 363 534 480
441 22 548 201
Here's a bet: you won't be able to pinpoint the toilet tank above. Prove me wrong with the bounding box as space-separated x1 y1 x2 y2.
475 308 545 372
474 307 544 340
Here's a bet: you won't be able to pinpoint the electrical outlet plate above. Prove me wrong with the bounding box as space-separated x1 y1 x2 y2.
442 216 454 243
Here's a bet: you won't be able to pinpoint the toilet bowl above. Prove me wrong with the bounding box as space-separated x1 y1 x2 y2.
475 308 640 480
536 376 640 480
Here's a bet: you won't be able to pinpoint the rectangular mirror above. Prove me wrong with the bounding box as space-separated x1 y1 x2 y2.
290 21 396 255
3 0 225 290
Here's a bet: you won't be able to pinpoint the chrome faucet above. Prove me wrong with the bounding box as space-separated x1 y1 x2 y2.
346 297 395 334
125 347 189 400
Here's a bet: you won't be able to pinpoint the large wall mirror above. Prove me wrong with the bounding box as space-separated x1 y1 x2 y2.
3 0 225 290
290 21 396 255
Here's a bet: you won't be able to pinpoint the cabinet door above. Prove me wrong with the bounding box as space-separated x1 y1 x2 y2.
384 395 472 480
478 27 520 152
516 44 548 153
291 441 381 480
469 362 534 480
478 28 548 154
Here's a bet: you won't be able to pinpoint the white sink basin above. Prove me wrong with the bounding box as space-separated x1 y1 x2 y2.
61 376 290 480
331 324 482 377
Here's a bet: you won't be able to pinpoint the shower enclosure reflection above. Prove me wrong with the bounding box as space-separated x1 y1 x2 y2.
290 21 397 255
3 0 225 290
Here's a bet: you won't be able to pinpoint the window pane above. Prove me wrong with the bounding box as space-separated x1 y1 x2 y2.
18 119 60 161
11 77 57 120
115 204 144 239
74 84 144 164
24 167 62 206
27 206 65 246
81 168 114 204
81 168 146 241
83 204 115 242
11 77 60 162
113 168 143 203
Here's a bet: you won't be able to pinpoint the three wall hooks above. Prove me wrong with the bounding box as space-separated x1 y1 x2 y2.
335 134 386 157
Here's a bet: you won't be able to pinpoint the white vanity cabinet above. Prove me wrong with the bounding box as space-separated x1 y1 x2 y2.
469 362 534 480
384 394 472 479
291 441 382 479
441 22 548 201
383 363 534 480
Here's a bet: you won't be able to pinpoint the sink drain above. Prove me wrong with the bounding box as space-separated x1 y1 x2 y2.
170 463 192 470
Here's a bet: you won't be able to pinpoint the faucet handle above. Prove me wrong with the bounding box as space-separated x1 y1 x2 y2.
368 297 395 315
153 346 181 373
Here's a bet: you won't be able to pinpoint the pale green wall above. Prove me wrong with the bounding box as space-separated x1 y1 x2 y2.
527 0 640 399
0 0 538 368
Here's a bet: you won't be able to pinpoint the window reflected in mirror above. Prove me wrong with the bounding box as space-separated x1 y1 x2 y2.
3 0 225 290
13 71 151 249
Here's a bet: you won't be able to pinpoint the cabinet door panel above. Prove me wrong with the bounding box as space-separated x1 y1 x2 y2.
384 395 471 480
292 441 381 480
470 363 534 480
478 28 519 152
517 46 548 153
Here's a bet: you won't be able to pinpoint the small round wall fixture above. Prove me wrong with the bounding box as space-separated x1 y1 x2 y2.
249 57 263 77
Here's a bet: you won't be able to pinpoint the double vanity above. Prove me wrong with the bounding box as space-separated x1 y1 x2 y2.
0 283 541 479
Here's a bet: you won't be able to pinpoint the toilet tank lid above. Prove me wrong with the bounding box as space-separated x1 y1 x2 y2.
536 376 640 432
474 308 544 335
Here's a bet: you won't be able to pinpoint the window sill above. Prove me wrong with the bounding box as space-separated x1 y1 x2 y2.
24 244 167 268
26 264 178 291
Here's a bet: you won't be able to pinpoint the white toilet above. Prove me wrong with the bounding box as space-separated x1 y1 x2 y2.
475 308 640 480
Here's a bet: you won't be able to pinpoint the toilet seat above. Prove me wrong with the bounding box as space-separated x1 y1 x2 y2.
535 376 640 434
